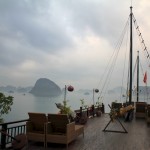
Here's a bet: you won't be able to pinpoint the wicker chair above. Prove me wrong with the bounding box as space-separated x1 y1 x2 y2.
146 104 150 124
26 112 47 147
112 102 122 110
135 102 147 118
46 114 84 149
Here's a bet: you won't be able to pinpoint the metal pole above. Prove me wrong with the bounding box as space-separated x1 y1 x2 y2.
64 85 67 102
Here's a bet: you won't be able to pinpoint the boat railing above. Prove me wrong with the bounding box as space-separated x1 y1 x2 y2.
75 104 105 119
0 119 29 149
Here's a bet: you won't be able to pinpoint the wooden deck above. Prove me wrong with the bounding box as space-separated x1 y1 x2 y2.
25 114 150 150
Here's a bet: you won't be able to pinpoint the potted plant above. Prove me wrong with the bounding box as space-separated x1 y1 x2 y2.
95 99 102 117
78 99 88 124
55 100 75 122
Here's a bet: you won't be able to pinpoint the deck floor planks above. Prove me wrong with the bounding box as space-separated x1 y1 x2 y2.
26 114 150 150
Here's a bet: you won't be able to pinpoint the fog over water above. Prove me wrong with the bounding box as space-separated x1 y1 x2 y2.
3 91 149 122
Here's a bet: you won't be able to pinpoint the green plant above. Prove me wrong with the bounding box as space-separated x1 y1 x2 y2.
80 99 85 107
95 96 103 107
80 99 88 109
0 92 13 123
61 100 72 114
56 100 73 115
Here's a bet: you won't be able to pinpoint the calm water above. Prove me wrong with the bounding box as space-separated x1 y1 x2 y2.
2 91 150 122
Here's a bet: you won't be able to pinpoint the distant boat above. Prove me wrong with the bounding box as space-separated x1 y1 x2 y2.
84 92 90 95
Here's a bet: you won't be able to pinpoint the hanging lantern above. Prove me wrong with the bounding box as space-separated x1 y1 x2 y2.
95 89 99 93
67 85 74 92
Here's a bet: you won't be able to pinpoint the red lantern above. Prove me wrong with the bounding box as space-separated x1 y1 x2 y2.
67 85 74 92
95 89 99 93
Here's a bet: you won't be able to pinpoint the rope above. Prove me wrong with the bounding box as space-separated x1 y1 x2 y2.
126 56 130 102
95 11 150 105
119 20 130 102
139 59 149 102
132 57 137 87
133 15 150 67
97 17 130 100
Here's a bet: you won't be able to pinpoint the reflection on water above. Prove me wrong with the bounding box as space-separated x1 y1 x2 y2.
2 91 150 122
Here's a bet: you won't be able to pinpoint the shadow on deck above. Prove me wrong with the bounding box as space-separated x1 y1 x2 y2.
25 114 150 150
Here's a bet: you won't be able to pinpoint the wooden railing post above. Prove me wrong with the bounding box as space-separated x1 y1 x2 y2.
92 105 95 117
1 123 7 149
87 107 89 117
80 107 82 116
101 103 105 113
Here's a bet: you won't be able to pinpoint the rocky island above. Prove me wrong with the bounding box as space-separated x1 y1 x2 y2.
30 78 61 97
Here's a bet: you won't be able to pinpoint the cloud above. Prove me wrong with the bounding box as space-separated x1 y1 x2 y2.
0 0 150 90
0 0 73 53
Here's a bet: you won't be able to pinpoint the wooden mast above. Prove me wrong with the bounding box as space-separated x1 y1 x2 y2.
137 51 139 102
129 6 133 104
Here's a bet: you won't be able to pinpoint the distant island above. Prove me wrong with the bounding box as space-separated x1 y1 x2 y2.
0 78 62 97
0 81 149 97
0 85 32 93
108 86 150 95
30 78 62 97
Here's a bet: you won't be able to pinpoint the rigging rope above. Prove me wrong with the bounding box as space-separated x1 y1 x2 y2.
133 15 150 67
97 18 130 100
119 19 130 102
132 15 150 102
130 52 149 102
139 59 149 102
95 11 150 105
126 56 130 102
132 56 137 86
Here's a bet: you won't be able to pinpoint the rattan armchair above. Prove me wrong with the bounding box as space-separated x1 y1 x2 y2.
146 104 150 124
135 102 147 118
26 112 47 147
46 114 84 149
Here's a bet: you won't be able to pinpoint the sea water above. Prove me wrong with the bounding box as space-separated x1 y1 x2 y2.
2 91 150 122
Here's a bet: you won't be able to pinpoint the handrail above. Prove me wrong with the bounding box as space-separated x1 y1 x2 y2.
0 119 29 149
0 119 29 126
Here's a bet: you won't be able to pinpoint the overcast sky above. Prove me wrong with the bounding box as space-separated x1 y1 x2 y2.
0 0 150 91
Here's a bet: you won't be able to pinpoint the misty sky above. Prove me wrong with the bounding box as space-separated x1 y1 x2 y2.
0 0 150 91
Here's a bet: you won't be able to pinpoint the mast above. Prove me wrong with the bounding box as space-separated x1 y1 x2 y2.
129 6 133 104
137 51 139 102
